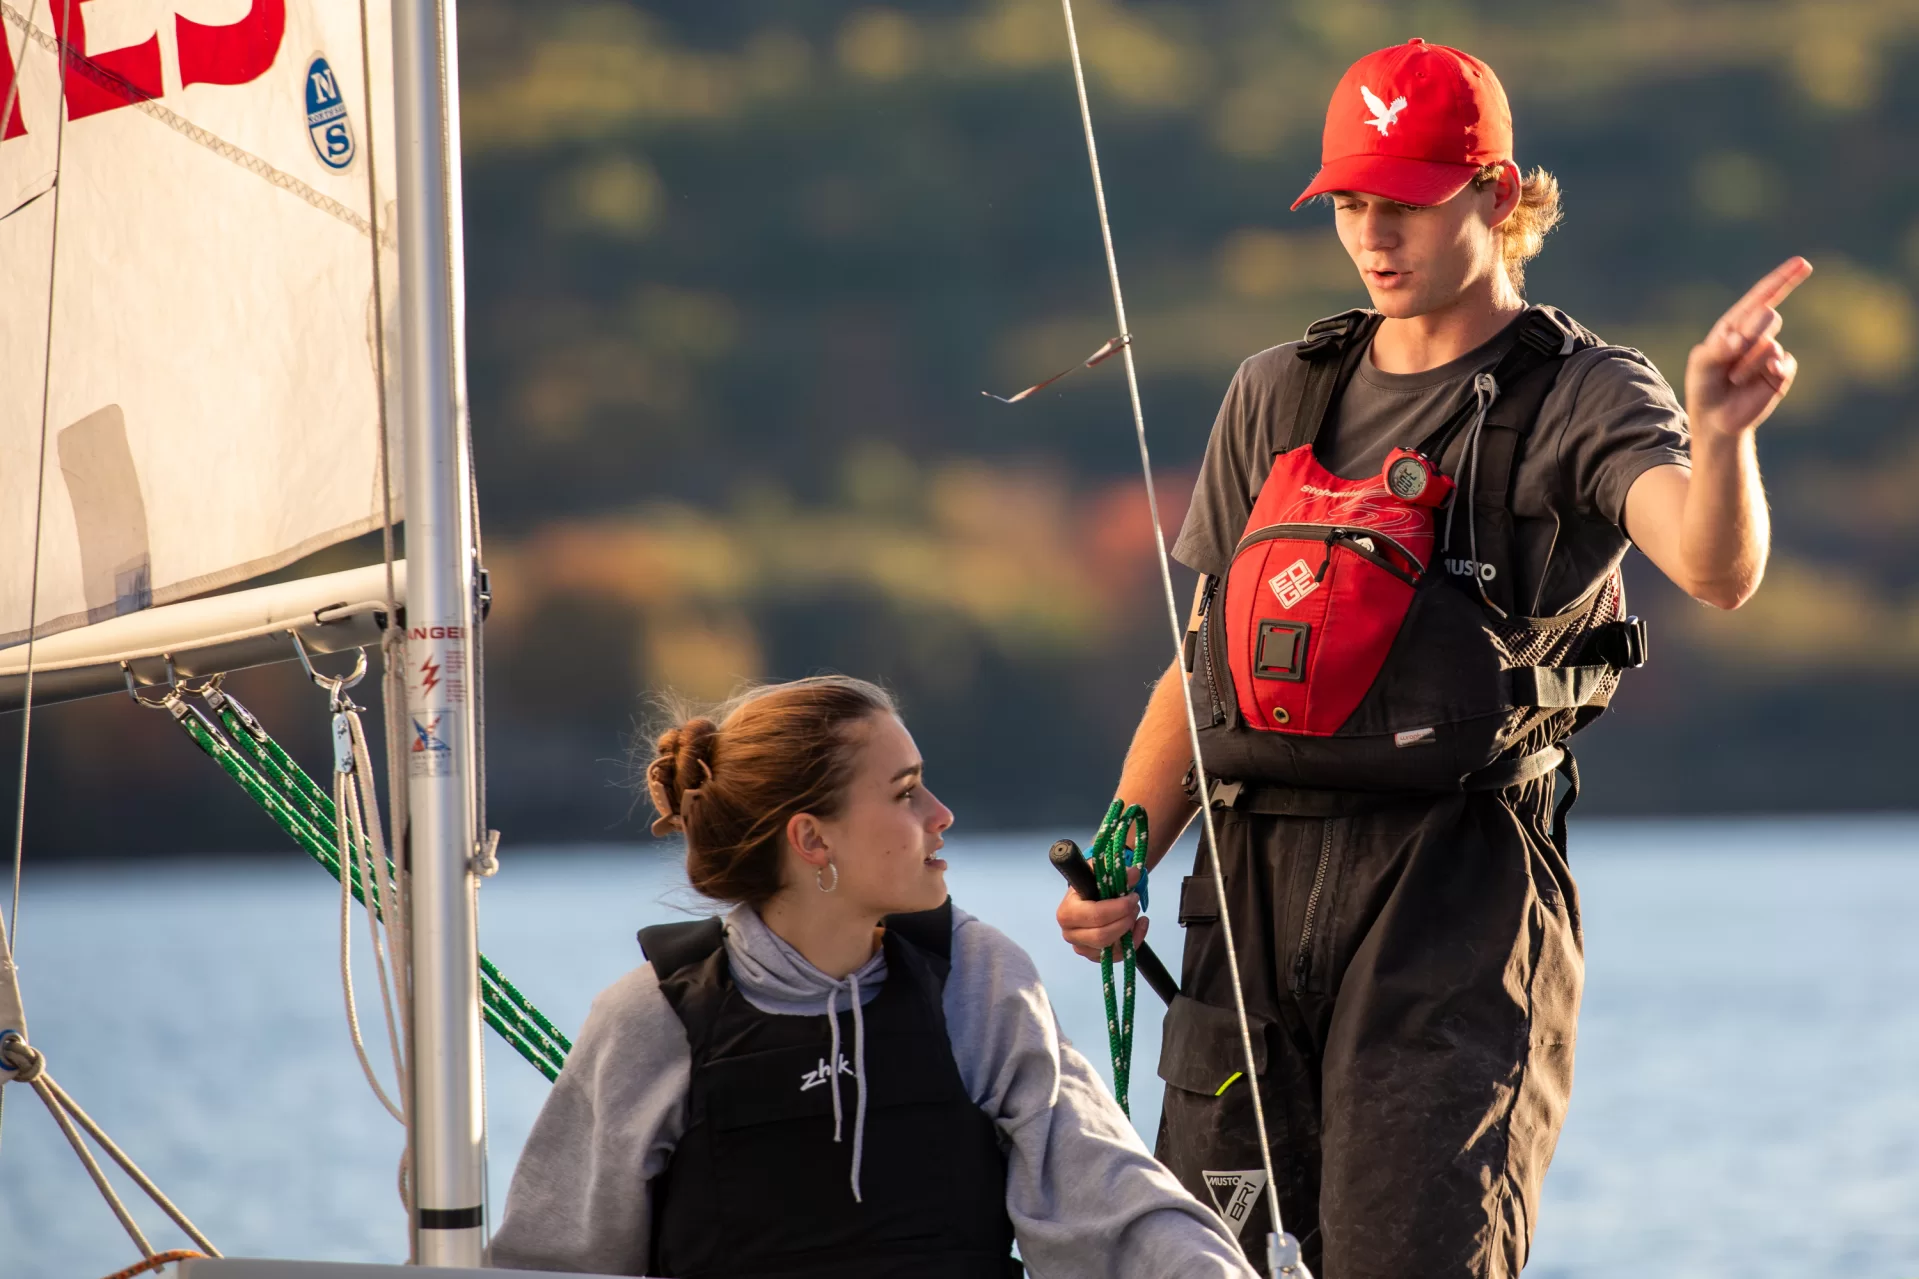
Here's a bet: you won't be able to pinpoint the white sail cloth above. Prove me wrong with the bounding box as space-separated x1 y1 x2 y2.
0 0 399 649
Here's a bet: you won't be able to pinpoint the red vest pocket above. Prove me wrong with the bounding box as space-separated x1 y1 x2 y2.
1219 449 1432 738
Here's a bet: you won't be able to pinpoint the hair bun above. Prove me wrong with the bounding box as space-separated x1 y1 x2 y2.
647 718 719 837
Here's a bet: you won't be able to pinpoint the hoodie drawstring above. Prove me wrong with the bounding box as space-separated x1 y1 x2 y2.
848 971 867 1203
825 986 845 1139
823 969 869 1203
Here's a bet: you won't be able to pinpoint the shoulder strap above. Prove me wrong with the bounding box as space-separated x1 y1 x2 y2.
1445 308 1584 614
1420 307 1579 467
881 897 954 965
637 916 726 981
1285 308 1383 452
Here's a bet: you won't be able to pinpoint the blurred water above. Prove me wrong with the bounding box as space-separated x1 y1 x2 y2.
1 818 1916 1277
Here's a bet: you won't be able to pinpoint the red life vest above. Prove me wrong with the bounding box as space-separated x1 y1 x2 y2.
1191 308 1648 794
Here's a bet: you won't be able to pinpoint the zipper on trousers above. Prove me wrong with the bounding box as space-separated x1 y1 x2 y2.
1290 818 1335 994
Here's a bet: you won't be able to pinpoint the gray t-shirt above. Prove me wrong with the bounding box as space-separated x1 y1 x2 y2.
1171 308 1691 615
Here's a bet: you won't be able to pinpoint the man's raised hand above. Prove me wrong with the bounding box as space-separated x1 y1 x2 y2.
1685 256 1812 441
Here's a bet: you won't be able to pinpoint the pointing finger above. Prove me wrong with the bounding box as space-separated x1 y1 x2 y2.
1723 257 1812 332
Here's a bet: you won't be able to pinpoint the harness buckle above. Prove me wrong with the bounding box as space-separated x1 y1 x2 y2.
1581 615 1649 669
1207 778 1244 810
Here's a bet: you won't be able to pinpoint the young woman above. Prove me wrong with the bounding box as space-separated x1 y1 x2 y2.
491 675 1253 1278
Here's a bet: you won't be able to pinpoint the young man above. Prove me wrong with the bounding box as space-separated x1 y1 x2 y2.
1057 38 1806 1279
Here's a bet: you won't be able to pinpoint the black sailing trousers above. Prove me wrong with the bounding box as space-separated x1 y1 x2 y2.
1153 775 1582 1279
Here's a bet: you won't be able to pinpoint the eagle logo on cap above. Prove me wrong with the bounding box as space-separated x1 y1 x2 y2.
1361 85 1407 136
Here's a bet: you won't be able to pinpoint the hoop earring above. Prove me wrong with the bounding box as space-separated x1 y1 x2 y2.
816 863 839 894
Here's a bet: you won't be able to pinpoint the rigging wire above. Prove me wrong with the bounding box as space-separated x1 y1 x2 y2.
1052 0 1294 1266
37 1067 221 1254
0 1031 221 1257
2 0 67 1155
355 0 403 822
32 1070 155 1257
354 0 419 1232
7 0 63 963
356 0 403 822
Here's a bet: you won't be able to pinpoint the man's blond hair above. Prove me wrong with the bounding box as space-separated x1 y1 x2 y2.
1475 163 1562 292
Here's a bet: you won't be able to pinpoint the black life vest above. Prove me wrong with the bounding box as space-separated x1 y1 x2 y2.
1190 306 1648 796
638 901 1021 1279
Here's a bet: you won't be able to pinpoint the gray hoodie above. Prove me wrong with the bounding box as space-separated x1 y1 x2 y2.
491 904 1256 1278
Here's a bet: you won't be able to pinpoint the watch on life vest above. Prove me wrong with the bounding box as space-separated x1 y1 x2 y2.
639 901 1022 1279
1191 306 1650 793
1382 448 1453 506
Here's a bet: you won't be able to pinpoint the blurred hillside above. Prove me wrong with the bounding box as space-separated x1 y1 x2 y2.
9 0 1918 855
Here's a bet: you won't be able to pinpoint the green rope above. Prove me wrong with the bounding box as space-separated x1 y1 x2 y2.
1087 798 1148 1115
214 699 340 841
175 705 358 890
481 954 572 1056
483 1003 560 1083
171 697 570 1080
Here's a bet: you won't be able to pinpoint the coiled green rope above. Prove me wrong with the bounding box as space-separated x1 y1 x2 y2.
1088 799 1148 1115
169 695 571 1081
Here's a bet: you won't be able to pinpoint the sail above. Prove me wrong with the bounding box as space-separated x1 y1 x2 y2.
0 0 399 649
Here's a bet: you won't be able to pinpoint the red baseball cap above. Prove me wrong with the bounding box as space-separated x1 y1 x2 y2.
1292 38 1512 210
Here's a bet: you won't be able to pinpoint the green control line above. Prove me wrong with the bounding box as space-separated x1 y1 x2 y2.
1088 799 1148 1115
170 692 571 1081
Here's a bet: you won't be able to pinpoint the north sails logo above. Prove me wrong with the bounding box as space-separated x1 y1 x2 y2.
1270 559 1320 609
800 1054 855 1092
1362 85 1408 136
1202 1170 1268 1236
304 56 357 170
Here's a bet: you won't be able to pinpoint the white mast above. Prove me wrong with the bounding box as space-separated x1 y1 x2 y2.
391 0 487 1262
